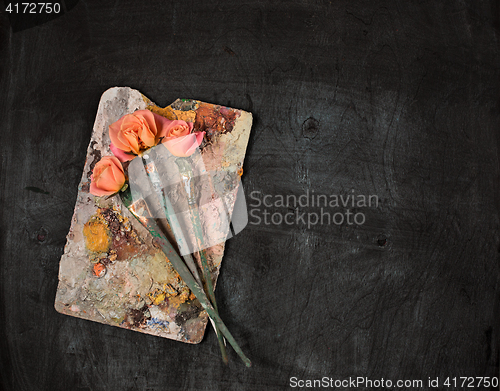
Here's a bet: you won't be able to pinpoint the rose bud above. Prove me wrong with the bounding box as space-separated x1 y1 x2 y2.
89 156 126 196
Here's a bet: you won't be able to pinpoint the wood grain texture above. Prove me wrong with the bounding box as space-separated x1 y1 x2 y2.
1 1 499 390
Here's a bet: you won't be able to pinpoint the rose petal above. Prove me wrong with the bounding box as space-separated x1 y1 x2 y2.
129 111 156 147
119 115 143 153
138 120 156 147
187 131 205 155
120 114 140 131
110 143 136 162
107 156 124 171
109 116 131 151
90 181 115 196
95 166 118 192
155 115 176 139
136 110 158 136
108 156 125 177
119 130 140 154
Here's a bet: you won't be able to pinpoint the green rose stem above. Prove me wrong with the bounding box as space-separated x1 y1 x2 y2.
140 153 228 364
120 187 251 367
175 157 228 364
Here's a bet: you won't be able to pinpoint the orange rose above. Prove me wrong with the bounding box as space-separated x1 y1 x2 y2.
109 110 170 159
89 156 126 196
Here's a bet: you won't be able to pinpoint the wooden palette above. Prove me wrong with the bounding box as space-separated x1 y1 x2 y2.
54 87 252 343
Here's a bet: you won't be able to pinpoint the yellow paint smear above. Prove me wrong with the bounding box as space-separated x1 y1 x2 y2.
145 103 197 123
168 293 190 310
149 290 166 305
146 105 177 121
83 219 110 253
172 109 196 123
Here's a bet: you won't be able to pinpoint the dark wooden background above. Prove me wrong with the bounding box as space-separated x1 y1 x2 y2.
1 1 499 390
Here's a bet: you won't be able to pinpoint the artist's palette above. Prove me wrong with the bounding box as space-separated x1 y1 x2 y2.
54 87 252 343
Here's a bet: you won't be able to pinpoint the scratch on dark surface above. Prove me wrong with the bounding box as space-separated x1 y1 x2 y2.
25 186 50 195
223 45 236 56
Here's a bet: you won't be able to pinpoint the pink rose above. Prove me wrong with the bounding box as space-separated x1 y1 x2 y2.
109 110 171 161
89 156 126 196
163 128 205 157
161 120 204 157
164 120 194 138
